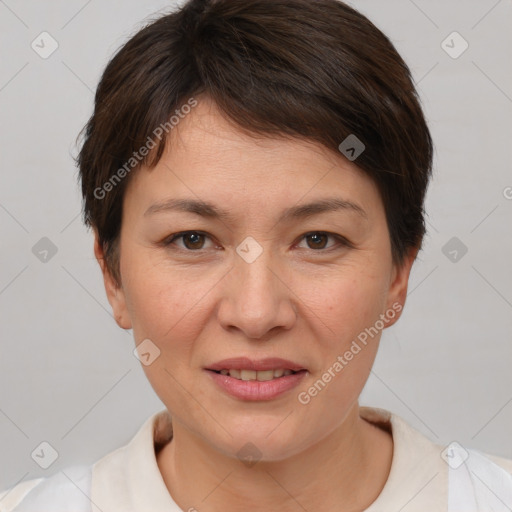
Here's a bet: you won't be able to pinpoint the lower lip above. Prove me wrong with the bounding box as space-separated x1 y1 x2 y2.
205 369 307 401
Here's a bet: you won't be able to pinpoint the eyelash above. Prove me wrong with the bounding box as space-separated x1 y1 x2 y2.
161 230 352 253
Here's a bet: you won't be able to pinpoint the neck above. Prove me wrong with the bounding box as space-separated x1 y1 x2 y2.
156 403 393 512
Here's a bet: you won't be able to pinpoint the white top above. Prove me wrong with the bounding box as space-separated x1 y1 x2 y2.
1 406 511 511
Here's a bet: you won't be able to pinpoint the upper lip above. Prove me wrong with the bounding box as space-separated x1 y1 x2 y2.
206 357 306 372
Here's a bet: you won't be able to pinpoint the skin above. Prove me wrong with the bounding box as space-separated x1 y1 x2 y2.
94 96 418 512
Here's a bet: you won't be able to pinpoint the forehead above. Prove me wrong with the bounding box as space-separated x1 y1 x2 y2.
169 97 337 171
123 97 383 221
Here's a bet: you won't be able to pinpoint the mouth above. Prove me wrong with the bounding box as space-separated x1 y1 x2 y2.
209 368 304 381
204 357 308 401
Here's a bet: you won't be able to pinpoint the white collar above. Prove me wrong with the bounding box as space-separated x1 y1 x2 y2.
91 406 446 511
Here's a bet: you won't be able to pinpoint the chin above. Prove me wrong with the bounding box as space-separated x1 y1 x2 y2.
205 413 311 463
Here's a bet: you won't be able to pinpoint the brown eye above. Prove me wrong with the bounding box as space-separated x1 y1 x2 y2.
164 231 212 251
181 232 205 250
295 232 351 252
305 233 329 249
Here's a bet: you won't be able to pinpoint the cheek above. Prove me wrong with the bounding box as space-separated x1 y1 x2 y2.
121 249 223 354
315 264 390 342
122 261 217 402
294 272 388 428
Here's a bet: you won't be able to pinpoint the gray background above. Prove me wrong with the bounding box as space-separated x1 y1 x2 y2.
1 0 511 490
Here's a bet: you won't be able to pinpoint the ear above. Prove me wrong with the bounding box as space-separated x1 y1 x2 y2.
93 230 132 330
383 245 419 328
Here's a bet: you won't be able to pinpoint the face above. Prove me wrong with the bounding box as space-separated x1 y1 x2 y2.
96 96 416 461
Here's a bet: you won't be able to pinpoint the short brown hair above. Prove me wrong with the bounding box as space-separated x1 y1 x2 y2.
76 0 433 286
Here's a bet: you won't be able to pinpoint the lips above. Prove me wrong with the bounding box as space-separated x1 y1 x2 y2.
204 357 307 400
218 368 296 381
206 357 305 373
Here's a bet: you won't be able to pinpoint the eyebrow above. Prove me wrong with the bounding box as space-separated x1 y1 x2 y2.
144 197 368 222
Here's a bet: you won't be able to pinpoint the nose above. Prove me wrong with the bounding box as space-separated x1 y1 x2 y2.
216 248 297 340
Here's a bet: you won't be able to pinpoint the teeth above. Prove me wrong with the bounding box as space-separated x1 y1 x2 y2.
255 370 274 381
230 369 241 379
218 369 297 380
240 369 257 381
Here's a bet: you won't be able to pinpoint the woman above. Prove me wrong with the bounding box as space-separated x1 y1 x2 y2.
1 0 511 510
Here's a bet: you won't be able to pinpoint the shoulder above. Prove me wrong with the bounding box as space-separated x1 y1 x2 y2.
0 411 168 512
485 452 512 475
447 444 512 510
0 465 93 512
361 407 512 510
0 478 43 512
